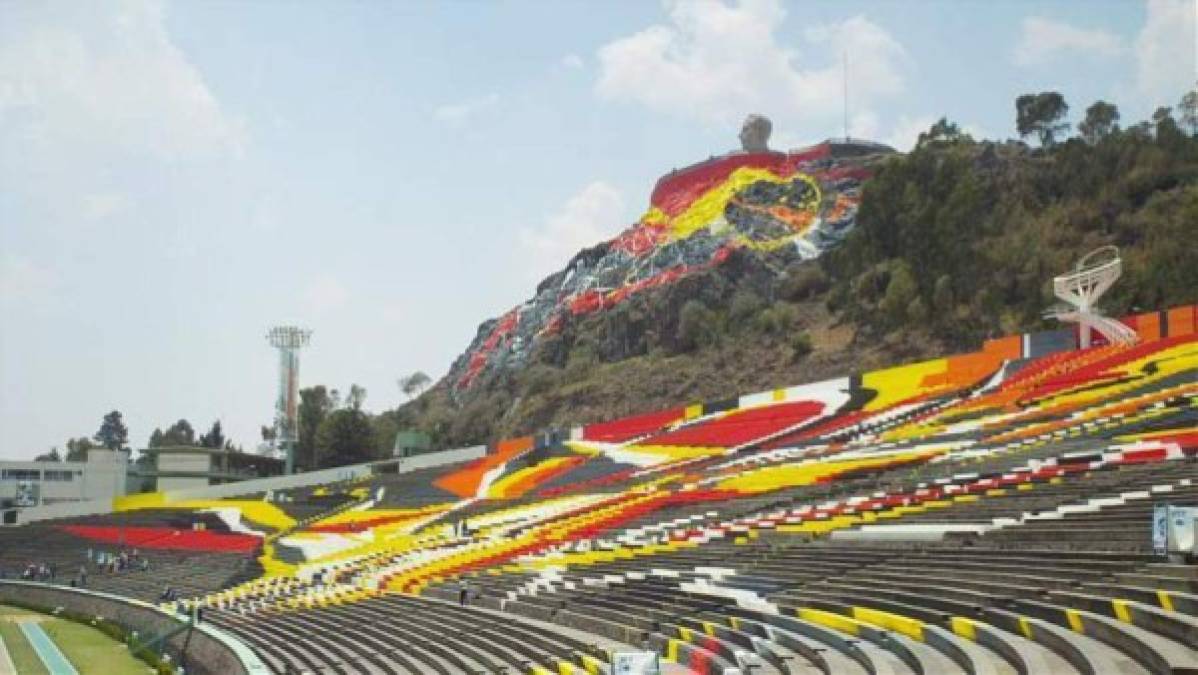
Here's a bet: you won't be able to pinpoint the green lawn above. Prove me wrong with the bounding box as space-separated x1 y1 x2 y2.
0 607 49 675
0 605 151 674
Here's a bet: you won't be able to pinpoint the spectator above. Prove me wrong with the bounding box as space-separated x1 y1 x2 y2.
78 565 88 588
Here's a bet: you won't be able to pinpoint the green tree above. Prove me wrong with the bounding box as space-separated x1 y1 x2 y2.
34 448 62 462
94 410 129 451
199 420 226 449
916 117 967 148
932 274 955 313
1180 87 1198 135
728 290 764 327
64 437 96 461
828 105 1198 346
880 261 919 325
1078 101 1120 144
1016 92 1070 146
370 413 400 457
677 300 719 351
297 386 334 470
1152 106 1186 149
398 372 431 399
346 384 367 410
149 419 196 447
315 407 375 468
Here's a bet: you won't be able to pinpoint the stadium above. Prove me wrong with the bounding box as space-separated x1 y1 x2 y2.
2 3 1197 675
2 151 1195 671
2 303 1196 674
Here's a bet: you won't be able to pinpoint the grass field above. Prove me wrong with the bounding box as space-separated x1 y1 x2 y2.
0 605 151 674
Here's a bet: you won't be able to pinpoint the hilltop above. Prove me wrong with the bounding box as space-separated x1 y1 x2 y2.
387 107 1198 450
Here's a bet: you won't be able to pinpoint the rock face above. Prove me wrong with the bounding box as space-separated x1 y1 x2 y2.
445 138 894 396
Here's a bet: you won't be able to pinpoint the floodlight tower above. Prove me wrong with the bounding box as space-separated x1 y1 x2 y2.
1046 246 1137 348
267 326 312 474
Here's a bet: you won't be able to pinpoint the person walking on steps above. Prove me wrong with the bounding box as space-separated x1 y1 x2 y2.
458 579 469 606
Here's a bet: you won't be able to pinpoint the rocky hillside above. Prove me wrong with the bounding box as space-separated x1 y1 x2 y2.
388 112 1198 449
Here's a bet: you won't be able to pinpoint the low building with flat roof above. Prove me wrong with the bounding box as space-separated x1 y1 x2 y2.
131 446 284 492
0 449 129 524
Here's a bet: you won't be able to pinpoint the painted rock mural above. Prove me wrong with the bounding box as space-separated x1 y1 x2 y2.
449 139 894 392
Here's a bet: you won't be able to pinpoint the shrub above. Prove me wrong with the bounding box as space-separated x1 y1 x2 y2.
520 364 562 395
754 302 799 335
790 331 813 361
880 261 918 324
728 290 765 327
781 264 830 301
677 300 719 351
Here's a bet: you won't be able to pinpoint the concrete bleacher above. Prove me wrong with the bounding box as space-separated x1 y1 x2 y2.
1 323 1193 674
206 592 623 674
0 524 257 603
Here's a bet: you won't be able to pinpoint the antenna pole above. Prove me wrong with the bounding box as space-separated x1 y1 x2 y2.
843 51 849 141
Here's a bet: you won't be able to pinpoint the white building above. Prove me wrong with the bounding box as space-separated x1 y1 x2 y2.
0 450 129 524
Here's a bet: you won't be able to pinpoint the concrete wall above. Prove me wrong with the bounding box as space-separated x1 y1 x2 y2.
166 444 481 500
396 445 484 471
0 450 128 505
0 581 268 675
9 445 486 525
156 453 215 492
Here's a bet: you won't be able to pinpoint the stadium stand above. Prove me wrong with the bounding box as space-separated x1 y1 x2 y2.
1 305 1194 673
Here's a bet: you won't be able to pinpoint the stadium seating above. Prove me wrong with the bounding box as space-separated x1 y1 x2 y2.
1 308 1194 673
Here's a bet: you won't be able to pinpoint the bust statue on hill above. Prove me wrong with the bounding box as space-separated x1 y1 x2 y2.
739 114 772 152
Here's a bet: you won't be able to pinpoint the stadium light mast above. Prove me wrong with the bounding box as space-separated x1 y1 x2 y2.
266 325 312 474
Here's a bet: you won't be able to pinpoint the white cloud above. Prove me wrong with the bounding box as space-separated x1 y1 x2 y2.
380 303 406 326
82 192 132 221
0 0 244 162
433 93 499 125
0 256 58 307
883 115 937 151
1013 16 1125 67
519 181 626 280
594 0 907 134
1133 0 1196 103
561 53 585 70
304 275 350 314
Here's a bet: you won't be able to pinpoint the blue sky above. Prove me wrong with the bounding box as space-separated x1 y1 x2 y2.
1 0 1194 459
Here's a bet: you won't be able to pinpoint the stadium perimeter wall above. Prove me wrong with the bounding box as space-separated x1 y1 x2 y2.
0 581 268 675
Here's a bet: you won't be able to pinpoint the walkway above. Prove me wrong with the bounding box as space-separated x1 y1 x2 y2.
0 626 16 675
18 621 79 675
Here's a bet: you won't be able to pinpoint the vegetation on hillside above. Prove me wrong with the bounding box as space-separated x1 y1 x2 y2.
826 92 1198 348
382 89 1198 455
